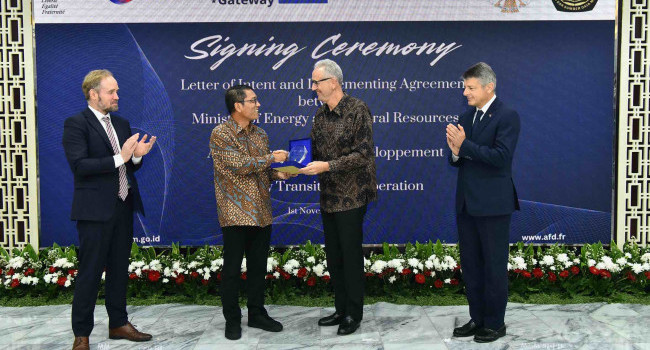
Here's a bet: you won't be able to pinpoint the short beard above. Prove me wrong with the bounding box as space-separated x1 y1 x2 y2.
98 95 118 113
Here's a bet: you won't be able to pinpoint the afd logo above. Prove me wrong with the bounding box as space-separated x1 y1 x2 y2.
109 0 133 4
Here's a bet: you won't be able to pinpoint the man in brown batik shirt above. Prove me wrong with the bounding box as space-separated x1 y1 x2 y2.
299 59 377 336
210 84 292 341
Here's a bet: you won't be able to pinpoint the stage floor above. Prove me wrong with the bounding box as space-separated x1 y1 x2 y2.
0 302 648 349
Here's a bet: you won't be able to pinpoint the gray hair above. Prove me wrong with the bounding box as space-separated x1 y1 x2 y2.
314 59 343 85
462 62 497 88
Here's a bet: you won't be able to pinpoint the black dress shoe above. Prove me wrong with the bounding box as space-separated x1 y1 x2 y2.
225 323 242 340
474 325 506 343
248 314 283 332
337 316 360 335
318 312 344 326
453 320 482 337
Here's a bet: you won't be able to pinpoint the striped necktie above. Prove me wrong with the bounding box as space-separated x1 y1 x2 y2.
102 116 129 201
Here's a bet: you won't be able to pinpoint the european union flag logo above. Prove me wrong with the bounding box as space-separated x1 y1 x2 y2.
279 0 327 3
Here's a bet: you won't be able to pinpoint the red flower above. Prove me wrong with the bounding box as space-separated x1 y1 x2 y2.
645 271 650 279
190 271 199 279
147 270 161 282
450 278 460 286
68 269 77 276
559 270 569 278
589 266 600 275
241 272 247 280
401 268 412 276
321 275 330 282
129 273 138 280
521 271 532 278
175 274 185 284
25 268 35 276
8 268 14 276
434 279 443 288
547 271 557 282
281 271 291 280
307 276 317 287
600 270 611 279
532 268 544 279
266 273 275 280
296 268 308 279
570 266 580 275
217 272 222 281
57 276 67 286
365 272 374 277
626 272 636 281
10 279 20 288
49 266 56 274
453 265 461 271
414 273 426 284
513 269 522 274
201 279 209 286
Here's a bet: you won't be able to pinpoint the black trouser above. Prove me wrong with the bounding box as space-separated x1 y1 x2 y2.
220 225 272 325
321 205 366 322
72 195 133 336
457 208 511 330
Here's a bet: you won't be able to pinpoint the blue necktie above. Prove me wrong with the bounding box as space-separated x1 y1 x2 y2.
472 110 484 135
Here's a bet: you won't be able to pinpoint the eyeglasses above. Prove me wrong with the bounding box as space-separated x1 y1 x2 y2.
311 77 332 87
239 97 259 104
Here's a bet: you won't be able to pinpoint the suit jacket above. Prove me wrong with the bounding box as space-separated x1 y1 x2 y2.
62 107 144 221
449 97 520 216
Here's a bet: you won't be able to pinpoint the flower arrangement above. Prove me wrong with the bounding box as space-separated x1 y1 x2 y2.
1 241 649 299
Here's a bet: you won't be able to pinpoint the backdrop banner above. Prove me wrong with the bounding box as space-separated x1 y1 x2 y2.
34 0 615 246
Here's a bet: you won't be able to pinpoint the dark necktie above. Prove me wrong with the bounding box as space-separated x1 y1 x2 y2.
102 116 129 201
472 110 484 135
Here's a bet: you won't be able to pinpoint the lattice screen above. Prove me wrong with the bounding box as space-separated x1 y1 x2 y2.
617 0 650 247
0 0 39 250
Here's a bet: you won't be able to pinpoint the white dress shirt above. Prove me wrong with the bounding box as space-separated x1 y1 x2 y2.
88 105 142 168
452 94 497 162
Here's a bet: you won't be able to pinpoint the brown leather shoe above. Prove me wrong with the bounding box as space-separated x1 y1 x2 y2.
72 336 89 350
108 322 152 342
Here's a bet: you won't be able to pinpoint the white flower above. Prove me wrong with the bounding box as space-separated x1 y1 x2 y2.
7 257 25 269
172 261 181 270
267 257 278 273
388 276 396 284
188 261 200 269
625 253 632 259
616 258 628 266
631 263 644 274
550 266 556 271
371 260 387 274
313 264 325 277
102 272 106 281
573 258 580 264
641 253 650 263
203 272 210 280
512 256 527 270
43 274 53 283
211 259 224 271
596 262 605 270
149 259 162 271
413 269 419 274
135 268 142 277
162 278 169 283
53 258 73 269
273 271 280 279
387 259 404 269
557 254 569 263
240 258 247 273
430 271 436 277
307 256 316 264
444 278 451 284
588 259 596 267
507 263 513 271
64 280 71 287
541 255 555 266
408 258 420 268
425 260 434 270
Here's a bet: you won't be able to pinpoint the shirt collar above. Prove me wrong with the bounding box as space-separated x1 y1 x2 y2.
477 94 497 114
227 118 255 135
88 105 110 122
325 94 350 117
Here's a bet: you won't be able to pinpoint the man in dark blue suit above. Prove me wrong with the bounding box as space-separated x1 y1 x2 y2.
446 62 520 343
63 70 157 350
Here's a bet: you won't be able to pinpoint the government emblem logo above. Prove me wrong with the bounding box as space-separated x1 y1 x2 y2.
551 0 598 12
